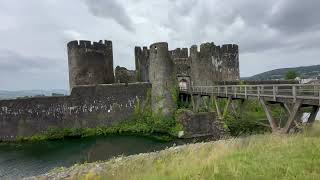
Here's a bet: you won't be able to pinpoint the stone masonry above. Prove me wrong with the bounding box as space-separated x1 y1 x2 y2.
68 40 115 90
0 40 238 140
135 42 240 87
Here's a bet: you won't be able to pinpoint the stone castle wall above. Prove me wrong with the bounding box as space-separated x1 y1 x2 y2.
0 83 151 141
67 40 115 90
177 111 227 139
189 43 239 86
135 42 240 87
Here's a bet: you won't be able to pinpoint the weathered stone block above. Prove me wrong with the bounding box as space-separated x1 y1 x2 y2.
0 83 151 141
177 110 227 139
115 66 136 83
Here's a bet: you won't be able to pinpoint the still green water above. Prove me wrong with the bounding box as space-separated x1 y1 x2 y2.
0 135 186 179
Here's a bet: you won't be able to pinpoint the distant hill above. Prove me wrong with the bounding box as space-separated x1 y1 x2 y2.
246 64 320 80
0 89 69 100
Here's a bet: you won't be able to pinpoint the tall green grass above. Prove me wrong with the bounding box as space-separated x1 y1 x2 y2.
39 123 320 180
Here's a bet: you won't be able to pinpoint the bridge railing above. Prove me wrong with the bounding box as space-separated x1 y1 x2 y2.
190 84 320 104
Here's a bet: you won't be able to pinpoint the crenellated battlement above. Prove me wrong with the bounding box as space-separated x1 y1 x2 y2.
67 40 112 52
67 40 115 89
170 48 188 59
134 46 150 57
221 44 238 54
134 41 239 85
135 46 151 82
188 42 238 57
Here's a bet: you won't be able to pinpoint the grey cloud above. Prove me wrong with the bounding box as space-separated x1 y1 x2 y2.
171 0 198 16
84 0 134 32
0 50 63 72
0 0 320 90
164 0 320 54
268 0 320 34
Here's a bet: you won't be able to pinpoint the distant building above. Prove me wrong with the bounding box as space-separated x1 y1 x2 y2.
296 77 320 84
306 79 320 85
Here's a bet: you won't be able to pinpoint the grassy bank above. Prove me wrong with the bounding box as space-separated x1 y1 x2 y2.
30 125 320 180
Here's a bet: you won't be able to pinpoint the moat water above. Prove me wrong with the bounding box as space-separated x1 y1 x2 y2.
0 135 187 179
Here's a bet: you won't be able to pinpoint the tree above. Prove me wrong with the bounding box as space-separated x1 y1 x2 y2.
285 70 298 80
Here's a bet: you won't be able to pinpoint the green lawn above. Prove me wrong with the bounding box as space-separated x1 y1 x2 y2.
35 125 320 180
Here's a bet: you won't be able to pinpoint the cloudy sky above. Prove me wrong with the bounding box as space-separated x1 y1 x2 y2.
0 0 319 90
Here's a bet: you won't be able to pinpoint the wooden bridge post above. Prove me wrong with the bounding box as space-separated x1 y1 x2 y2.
292 86 297 103
209 95 215 112
180 94 184 103
282 102 305 129
282 100 303 133
191 95 196 112
195 94 201 112
213 96 222 119
191 94 201 112
282 103 292 115
318 89 320 106
245 86 248 99
222 96 232 119
225 86 228 97
259 98 278 132
273 86 276 101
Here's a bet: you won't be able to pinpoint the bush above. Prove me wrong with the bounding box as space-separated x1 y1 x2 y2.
285 70 298 80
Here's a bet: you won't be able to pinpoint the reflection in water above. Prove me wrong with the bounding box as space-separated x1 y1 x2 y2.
0 135 185 179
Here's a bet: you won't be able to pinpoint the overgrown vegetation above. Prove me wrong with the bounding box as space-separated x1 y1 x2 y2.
36 123 320 180
14 82 291 142
186 95 285 136
224 99 285 136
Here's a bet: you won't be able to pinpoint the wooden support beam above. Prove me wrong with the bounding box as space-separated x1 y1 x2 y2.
209 95 214 112
180 94 184 103
307 106 319 124
282 103 304 128
195 95 201 112
282 100 302 133
213 96 222 119
222 96 232 119
259 98 278 132
282 103 292 115
231 100 238 115
191 95 196 112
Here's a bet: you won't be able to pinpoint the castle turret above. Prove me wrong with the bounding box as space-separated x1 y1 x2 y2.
190 42 217 86
149 42 176 117
135 46 150 82
221 44 240 81
189 42 239 86
67 40 115 90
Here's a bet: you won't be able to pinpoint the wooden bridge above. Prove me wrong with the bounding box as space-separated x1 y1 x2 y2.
180 84 320 133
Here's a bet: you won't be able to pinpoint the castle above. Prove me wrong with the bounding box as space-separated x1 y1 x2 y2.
68 40 240 89
67 40 239 117
0 39 239 141
135 42 240 87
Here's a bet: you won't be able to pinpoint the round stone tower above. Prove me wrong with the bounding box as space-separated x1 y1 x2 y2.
67 40 115 90
149 42 176 117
